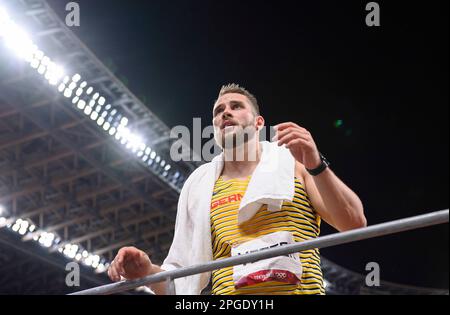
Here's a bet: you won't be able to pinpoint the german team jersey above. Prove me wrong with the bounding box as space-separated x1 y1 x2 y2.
210 176 325 295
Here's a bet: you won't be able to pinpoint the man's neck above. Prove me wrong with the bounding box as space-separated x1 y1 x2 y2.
221 140 261 180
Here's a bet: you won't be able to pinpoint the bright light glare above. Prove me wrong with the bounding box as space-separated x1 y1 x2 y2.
120 117 128 126
3 24 34 60
38 232 55 248
77 100 86 110
72 73 81 82
0 7 10 26
47 64 64 85
0 5 177 191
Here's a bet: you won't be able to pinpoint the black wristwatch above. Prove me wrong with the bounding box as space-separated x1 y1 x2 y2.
306 153 330 176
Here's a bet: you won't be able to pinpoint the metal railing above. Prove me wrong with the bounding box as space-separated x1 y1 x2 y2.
70 209 449 295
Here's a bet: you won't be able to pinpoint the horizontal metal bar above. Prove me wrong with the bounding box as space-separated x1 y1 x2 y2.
70 209 449 295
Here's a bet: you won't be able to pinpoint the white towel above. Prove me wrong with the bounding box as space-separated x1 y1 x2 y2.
161 141 296 295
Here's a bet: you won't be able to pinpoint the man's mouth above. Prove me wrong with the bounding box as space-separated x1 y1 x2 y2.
221 120 237 130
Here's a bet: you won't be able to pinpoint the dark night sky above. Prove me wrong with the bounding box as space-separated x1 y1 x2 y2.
46 0 449 288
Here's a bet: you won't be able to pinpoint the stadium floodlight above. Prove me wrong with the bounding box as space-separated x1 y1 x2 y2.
120 117 128 126
108 127 116 136
0 6 9 24
124 133 143 152
17 219 29 235
98 97 105 106
96 117 105 126
84 106 92 116
102 121 111 131
12 223 20 232
37 64 46 75
30 58 39 69
63 243 79 259
77 99 86 110
3 23 34 60
41 56 50 66
0 6 180 191
72 73 81 82
84 254 95 266
68 81 77 90
38 232 55 248
90 111 98 121
75 88 83 96
95 263 106 274
45 63 64 85
63 88 72 98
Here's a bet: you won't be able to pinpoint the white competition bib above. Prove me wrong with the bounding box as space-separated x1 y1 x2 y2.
231 231 302 289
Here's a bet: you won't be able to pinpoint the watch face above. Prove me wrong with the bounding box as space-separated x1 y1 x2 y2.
320 154 330 167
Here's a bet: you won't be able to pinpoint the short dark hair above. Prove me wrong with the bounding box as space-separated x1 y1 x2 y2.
217 83 260 116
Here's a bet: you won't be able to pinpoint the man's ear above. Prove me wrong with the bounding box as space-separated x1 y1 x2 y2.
256 116 265 131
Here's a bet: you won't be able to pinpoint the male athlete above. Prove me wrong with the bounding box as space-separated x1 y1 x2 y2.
108 84 366 295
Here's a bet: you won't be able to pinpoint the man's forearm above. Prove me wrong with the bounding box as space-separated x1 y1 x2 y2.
146 265 168 295
313 168 366 231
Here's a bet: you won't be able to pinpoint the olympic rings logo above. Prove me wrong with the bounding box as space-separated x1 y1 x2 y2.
274 272 287 279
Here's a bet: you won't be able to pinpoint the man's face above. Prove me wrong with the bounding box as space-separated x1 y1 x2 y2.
212 93 259 149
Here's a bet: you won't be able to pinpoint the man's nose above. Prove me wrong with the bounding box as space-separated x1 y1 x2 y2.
221 110 233 120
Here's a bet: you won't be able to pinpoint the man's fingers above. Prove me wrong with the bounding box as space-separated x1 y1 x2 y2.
285 138 308 149
108 264 120 282
277 132 309 146
274 122 297 131
273 126 309 142
117 256 126 276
